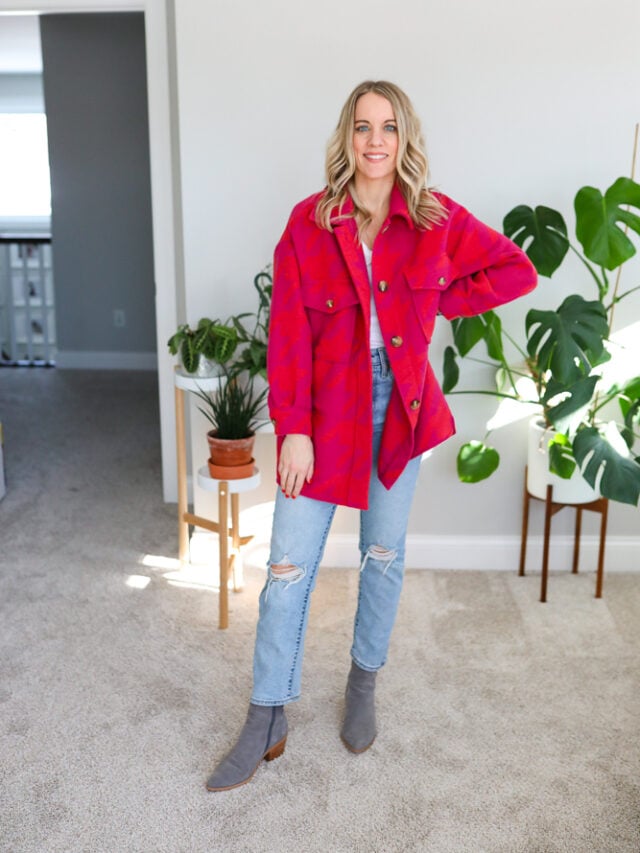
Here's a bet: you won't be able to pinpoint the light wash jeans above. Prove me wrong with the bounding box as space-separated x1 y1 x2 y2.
251 348 421 706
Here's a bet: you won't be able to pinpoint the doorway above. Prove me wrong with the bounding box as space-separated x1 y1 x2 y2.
0 0 179 500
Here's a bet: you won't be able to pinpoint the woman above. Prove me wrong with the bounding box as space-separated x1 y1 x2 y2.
206 80 536 791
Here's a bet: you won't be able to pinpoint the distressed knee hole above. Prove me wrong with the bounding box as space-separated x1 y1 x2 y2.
369 545 395 559
269 556 305 583
360 544 398 575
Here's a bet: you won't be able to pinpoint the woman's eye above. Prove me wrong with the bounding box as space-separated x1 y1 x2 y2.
355 124 369 133
384 124 397 133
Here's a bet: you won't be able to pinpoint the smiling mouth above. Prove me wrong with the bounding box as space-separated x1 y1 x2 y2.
364 154 387 161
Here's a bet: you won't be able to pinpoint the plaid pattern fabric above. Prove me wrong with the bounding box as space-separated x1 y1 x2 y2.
268 185 537 509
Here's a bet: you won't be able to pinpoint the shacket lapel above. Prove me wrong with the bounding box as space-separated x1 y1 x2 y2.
333 218 372 324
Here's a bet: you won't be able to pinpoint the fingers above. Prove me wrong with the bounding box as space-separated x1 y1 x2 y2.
279 461 312 498
278 435 314 499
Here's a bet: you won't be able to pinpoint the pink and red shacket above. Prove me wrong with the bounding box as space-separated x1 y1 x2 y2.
267 184 537 510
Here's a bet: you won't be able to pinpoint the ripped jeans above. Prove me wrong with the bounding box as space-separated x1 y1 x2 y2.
251 347 421 706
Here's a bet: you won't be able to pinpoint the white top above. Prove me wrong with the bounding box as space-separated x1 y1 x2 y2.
362 243 385 350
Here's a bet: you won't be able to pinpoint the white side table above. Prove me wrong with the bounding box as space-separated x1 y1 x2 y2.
174 367 262 628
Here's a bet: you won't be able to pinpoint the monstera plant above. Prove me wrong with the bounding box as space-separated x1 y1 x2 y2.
443 177 640 506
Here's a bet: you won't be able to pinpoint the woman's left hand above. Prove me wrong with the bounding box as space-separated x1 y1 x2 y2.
279 434 314 498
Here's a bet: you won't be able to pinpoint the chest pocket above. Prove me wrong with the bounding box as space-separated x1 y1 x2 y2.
404 262 451 342
301 279 361 363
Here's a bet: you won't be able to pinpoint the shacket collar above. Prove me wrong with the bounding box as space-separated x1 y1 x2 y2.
310 182 415 230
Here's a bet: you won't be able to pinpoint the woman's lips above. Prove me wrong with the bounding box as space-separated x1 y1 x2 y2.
364 153 387 161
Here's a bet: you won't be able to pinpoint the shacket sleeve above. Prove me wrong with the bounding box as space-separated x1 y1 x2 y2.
267 227 313 436
438 202 537 320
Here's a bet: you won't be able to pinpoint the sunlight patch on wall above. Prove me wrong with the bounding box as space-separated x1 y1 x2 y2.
600 321 640 389
486 375 541 431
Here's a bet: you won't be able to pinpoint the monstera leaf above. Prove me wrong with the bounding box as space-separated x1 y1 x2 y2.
442 346 460 393
503 205 569 277
526 295 608 384
451 311 504 360
547 432 577 479
573 427 640 506
618 377 640 449
444 311 506 394
450 315 485 356
457 441 500 483
575 177 640 270
542 375 600 435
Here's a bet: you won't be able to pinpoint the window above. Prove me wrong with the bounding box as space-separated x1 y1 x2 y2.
0 113 51 216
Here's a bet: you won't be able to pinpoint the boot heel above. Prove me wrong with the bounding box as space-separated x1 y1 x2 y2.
264 736 286 761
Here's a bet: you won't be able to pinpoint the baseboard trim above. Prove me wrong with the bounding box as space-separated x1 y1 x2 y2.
322 533 640 573
55 351 158 370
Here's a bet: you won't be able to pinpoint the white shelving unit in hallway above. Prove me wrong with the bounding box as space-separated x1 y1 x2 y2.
0 233 55 366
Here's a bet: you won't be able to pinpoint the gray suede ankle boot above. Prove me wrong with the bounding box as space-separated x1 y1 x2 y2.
340 661 377 753
205 703 287 791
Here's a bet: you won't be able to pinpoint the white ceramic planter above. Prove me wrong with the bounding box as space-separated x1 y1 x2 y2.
527 417 599 504
179 354 221 378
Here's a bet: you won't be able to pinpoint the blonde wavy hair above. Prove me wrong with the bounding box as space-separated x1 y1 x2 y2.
315 80 447 234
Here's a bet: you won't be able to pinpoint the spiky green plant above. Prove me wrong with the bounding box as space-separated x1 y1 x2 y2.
194 369 268 440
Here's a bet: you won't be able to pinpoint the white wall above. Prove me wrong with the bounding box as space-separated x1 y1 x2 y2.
0 14 42 71
174 0 640 565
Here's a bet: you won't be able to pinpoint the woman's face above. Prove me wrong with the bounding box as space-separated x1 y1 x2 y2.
352 92 399 183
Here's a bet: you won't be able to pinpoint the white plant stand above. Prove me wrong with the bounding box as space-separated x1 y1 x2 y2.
174 368 261 628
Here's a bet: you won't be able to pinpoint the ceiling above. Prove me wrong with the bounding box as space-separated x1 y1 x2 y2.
0 15 42 73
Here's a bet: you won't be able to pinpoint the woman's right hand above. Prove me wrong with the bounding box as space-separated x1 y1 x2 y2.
278 434 314 498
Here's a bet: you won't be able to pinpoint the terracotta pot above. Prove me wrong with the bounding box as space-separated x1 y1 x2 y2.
207 457 256 480
527 417 599 504
206 431 255 467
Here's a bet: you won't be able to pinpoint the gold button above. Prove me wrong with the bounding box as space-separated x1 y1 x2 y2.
391 336 403 347
410 399 420 410
326 299 334 308
378 280 388 292
438 276 446 285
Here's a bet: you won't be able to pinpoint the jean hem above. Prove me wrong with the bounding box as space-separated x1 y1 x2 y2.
351 654 385 673
250 694 301 707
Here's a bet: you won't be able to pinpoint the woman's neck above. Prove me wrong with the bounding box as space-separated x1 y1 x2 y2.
353 174 394 220
353 175 395 248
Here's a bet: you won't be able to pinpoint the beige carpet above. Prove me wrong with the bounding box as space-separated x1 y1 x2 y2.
1 369 639 853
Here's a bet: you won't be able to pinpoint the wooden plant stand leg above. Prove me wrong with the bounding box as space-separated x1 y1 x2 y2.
519 467 530 577
540 484 553 603
595 498 609 599
218 482 229 630
230 492 243 591
572 507 583 574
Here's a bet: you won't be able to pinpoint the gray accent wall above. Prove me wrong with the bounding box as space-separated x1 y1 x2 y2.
40 13 156 357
